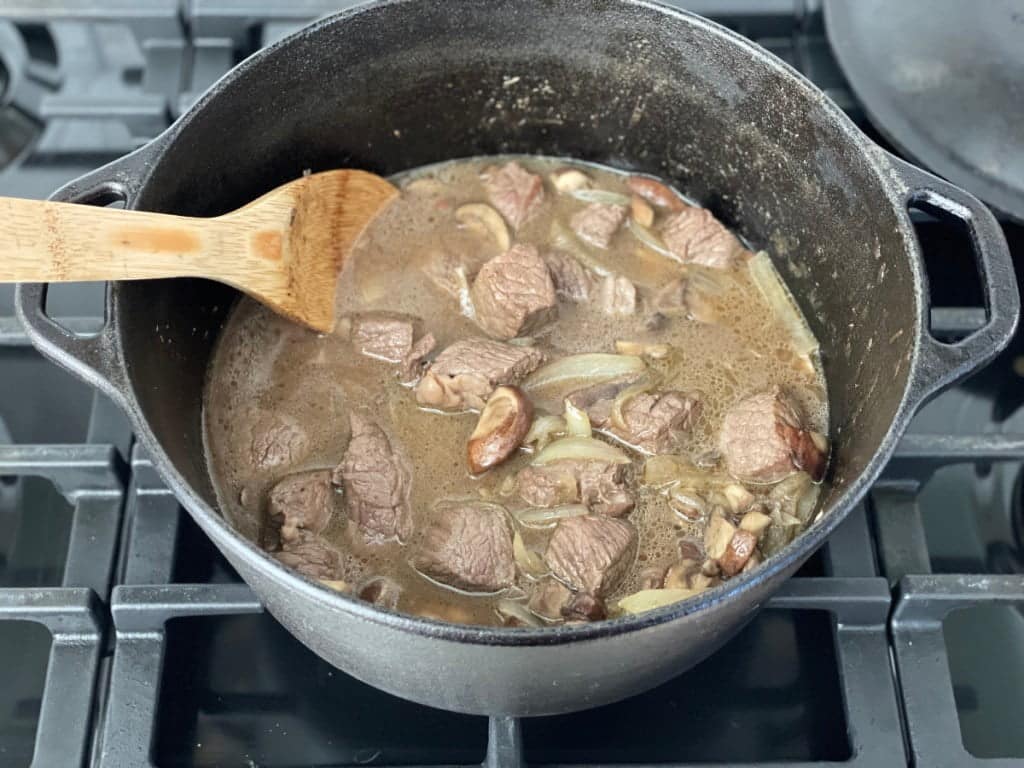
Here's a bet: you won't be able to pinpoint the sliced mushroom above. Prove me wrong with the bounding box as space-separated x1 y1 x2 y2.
664 558 700 589
719 529 758 577
630 196 655 227
626 176 687 211
739 508 773 537
549 168 593 193
723 483 755 514
704 511 736 560
455 203 511 251
638 564 668 590
467 386 534 473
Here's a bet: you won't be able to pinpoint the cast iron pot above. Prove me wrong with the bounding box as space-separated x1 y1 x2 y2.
16 0 1019 716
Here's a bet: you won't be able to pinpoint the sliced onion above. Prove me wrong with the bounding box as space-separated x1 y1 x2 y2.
550 221 612 275
523 414 566 451
570 188 631 206
515 504 590 527
749 251 819 359
513 530 549 578
626 218 676 259
524 354 645 393
610 380 654 432
496 598 543 627
564 398 592 438
453 265 476 320
616 588 700 615
532 436 631 466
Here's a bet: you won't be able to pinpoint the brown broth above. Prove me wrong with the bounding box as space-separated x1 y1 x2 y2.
202 155 829 627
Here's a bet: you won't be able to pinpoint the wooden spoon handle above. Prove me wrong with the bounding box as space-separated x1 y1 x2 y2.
0 196 239 283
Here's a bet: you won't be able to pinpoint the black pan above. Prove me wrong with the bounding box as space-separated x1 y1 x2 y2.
15 0 1018 716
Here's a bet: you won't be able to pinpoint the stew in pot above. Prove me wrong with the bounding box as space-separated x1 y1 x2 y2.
202 156 829 626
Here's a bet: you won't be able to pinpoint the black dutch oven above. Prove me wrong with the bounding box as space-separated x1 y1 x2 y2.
16 0 1018 716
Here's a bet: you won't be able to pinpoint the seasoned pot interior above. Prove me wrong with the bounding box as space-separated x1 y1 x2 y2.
124 0 916 534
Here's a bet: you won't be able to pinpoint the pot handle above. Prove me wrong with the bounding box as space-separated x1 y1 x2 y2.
14 142 161 410
891 155 1020 404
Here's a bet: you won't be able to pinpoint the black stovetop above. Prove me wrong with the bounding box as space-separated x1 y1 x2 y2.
1 3 1022 767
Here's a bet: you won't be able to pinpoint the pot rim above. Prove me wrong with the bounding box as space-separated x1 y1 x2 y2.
55 0 932 646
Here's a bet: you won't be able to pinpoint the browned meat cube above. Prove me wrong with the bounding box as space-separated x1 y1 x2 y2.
482 161 545 229
410 501 515 592
275 530 341 580
570 203 627 249
415 338 544 411
544 250 598 302
470 245 557 340
350 312 416 363
545 515 637 597
517 459 634 517
249 414 309 470
597 274 637 315
399 332 436 383
333 413 413 543
719 387 827 483
562 591 607 621
610 390 702 454
268 469 336 544
661 206 745 269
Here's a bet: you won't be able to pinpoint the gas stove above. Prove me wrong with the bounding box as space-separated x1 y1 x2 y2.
1 3 1022 767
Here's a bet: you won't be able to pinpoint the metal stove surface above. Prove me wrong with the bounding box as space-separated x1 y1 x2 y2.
0 2 1022 767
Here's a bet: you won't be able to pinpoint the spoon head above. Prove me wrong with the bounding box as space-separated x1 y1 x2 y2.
236 169 398 332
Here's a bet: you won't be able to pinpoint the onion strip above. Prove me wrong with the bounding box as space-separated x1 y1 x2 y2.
496 598 543 627
523 414 566 451
513 530 548 578
524 354 645 393
626 218 676 259
564 399 592 437
532 436 631 466
748 251 819 359
515 504 590 527
570 188 631 206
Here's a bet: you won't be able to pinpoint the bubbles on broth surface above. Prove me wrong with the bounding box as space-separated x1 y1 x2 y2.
202 154 829 627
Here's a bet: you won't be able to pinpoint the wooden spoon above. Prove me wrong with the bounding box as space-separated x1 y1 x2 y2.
0 169 398 332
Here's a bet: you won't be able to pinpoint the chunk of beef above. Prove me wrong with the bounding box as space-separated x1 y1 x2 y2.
275 530 341 580
482 161 545 229
415 338 543 410
570 203 627 249
562 591 607 621
610 390 702 454
544 250 598 302
410 501 515 592
517 459 635 517
333 413 413 543
567 378 640 427
471 245 557 339
268 469 335 544
528 578 572 621
358 576 402 610
350 312 415 363
661 206 745 269
597 274 637 315
249 414 309 470
399 332 436 383
545 515 637 597
719 387 827 484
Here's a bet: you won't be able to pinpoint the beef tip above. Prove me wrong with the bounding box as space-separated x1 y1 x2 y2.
528 578 572 620
471 244 557 339
562 591 607 622
410 501 515 592
517 459 634 517
350 312 416 363
545 515 637 597
661 206 745 269
275 530 341 580
610 390 702 454
268 470 335 544
482 161 545 229
250 414 309 470
415 338 544 410
567 378 640 427
333 413 413 543
719 387 827 484
358 576 402 610
570 202 627 249
544 250 598 302
400 332 436 383
597 274 637 315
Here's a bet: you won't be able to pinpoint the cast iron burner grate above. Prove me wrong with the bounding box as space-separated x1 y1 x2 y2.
1 1 1023 767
